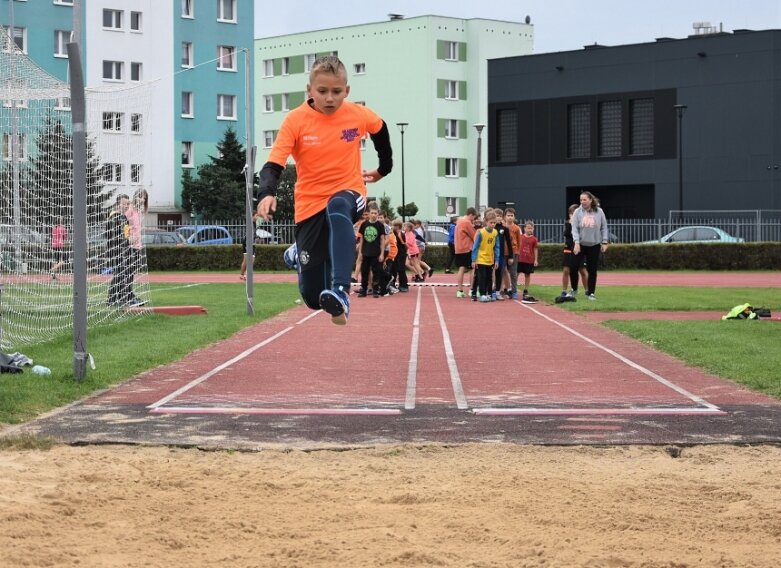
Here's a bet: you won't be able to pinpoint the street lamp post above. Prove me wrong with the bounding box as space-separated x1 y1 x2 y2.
674 104 687 218
473 123 486 209
396 122 408 221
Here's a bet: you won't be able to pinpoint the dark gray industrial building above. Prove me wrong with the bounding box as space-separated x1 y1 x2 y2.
486 28 781 219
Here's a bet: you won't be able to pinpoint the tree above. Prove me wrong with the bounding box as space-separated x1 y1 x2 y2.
181 126 248 220
21 115 108 227
397 202 418 219
273 164 296 221
379 194 395 220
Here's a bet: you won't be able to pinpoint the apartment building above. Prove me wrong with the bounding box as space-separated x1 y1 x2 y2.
1 0 254 225
255 14 533 221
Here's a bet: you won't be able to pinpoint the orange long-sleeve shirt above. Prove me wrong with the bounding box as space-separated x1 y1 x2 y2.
268 100 384 223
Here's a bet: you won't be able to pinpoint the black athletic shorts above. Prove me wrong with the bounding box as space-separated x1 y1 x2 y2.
454 252 472 269
518 262 535 275
294 191 363 272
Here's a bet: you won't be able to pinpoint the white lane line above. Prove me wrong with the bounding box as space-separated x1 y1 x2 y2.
515 302 721 412
432 288 469 410
150 407 402 416
149 310 320 409
474 407 726 416
147 326 296 409
404 287 423 410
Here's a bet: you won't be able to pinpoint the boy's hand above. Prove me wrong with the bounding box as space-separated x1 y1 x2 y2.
362 169 383 183
257 196 277 221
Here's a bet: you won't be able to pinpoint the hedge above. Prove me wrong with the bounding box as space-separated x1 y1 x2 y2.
145 242 781 272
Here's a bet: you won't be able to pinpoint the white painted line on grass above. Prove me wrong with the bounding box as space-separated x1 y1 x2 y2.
432 288 469 410
515 302 721 412
404 287 423 410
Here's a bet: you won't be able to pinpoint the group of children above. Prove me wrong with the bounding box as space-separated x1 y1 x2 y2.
351 203 435 298
456 206 540 304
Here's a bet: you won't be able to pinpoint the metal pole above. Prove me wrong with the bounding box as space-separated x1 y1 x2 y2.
243 48 254 315
674 105 687 220
473 123 486 209
8 0 22 267
396 123 408 221
67 42 88 380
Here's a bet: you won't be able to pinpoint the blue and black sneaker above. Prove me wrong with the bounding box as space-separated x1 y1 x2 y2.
319 286 350 325
283 243 298 270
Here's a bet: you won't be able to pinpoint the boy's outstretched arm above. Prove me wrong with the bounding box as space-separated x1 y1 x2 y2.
256 161 284 220
364 121 393 183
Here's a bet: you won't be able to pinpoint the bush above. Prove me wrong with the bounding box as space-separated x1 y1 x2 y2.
145 242 781 271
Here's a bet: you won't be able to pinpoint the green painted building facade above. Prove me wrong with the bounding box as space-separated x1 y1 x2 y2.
255 15 533 220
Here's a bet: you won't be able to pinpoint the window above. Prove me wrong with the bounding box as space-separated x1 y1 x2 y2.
497 109 517 162
102 111 122 132
567 103 591 159
102 60 123 81
54 30 70 57
263 95 273 112
181 42 193 67
131 164 143 184
182 92 194 117
217 94 236 119
445 158 459 177
103 9 123 30
446 41 458 61
445 80 458 100
181 0 194 17
2 133 27 161
131 62 142 82
217 46 236 71
3 95 27 109
263 130 277 148
444 119 458 139
2 26 26 53
281 93 289 112
131 113 142 133
54 0 74 4
182 141 193 167
263 59 273 77
282 57 290 75
354 63 366 74
630 98 654 155
598 100 621 157
218 0 236 22
55 96 71 111
304 54 316 72
130 11 142 32
102 163 122 183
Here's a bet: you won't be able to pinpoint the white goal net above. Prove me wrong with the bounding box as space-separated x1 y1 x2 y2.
0 33 153 349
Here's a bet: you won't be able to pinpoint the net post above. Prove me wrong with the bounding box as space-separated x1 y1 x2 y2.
67 42 88 380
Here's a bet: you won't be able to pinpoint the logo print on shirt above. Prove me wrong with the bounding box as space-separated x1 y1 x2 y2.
363 226 379 243
340 128 360 143
581 213 596 228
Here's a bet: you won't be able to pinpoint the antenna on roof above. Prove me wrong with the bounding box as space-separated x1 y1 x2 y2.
388 13 404 20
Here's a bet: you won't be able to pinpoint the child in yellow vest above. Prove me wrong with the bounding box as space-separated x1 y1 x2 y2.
470 211 501 302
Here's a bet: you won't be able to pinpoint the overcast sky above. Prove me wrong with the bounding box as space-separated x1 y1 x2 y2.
255 0 781 53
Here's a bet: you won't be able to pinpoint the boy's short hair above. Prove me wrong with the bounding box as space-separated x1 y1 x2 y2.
465 207 477 217
309 55 346 81
494 208 504 217
524 220 535 228
392 220 403 229
367 202 379 212
484 211 497 222
505 207 516 216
